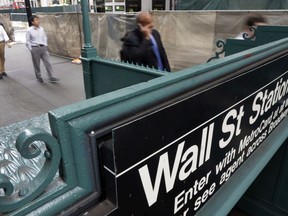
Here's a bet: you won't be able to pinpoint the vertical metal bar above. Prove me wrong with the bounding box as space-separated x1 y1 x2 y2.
165 0 170 10
81 0 93 48
24 0 32 26
80 0 97 98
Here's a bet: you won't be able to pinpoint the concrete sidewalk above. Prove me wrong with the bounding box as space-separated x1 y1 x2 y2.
0 43 85 127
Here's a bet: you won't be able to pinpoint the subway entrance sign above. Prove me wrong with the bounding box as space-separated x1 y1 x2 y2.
100 53 288 215
2 25 288 215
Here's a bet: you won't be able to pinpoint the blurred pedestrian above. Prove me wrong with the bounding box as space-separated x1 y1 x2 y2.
26 15 59 83
0 23 11 79
120 11 171 72
235 14 267 40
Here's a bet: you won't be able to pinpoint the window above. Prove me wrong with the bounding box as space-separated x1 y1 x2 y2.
115 5 124 11
152 0 166 10
105 5 113 12
126 0 141 12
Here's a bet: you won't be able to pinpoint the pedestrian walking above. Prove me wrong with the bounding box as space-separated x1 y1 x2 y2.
26 15 59 83
0 23 11 79
235 14 267 40
120 11 171 72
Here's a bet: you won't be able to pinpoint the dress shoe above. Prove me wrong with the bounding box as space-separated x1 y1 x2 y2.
49 77 59 83
2 72 7 76
37 78 43 83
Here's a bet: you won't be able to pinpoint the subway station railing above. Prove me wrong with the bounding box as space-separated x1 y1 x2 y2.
208 25 288 61
0 25 288 215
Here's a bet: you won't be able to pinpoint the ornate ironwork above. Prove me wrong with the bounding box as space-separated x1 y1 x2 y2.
0 128 61 213
243 26 257 40
207 39 226 62
0 174 13 196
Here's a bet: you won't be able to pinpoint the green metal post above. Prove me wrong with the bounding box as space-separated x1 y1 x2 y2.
80 0 97 99
81 0 93 49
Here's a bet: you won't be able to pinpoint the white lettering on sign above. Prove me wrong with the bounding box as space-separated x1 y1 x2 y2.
127 74 288 213
193 182 216 211
215 147 236 175
250 78 288 124
219 105 244 148
174 170 212 214
138 123 214 207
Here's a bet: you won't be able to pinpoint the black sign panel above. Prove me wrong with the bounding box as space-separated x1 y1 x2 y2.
126 0 141 12
152 0 166 10
110 55 288 215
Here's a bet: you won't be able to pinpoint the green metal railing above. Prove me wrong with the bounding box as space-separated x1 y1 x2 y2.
208 25 288 61
0 128 61 213
1 13 288 216
0 33 287 215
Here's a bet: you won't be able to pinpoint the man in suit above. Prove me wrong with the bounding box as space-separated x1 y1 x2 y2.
120 11 171 72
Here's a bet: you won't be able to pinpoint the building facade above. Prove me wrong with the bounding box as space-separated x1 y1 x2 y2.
95 0 171 13
0 0 171 12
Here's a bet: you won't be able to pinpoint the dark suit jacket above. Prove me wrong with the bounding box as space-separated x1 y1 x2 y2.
120 28 171 72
